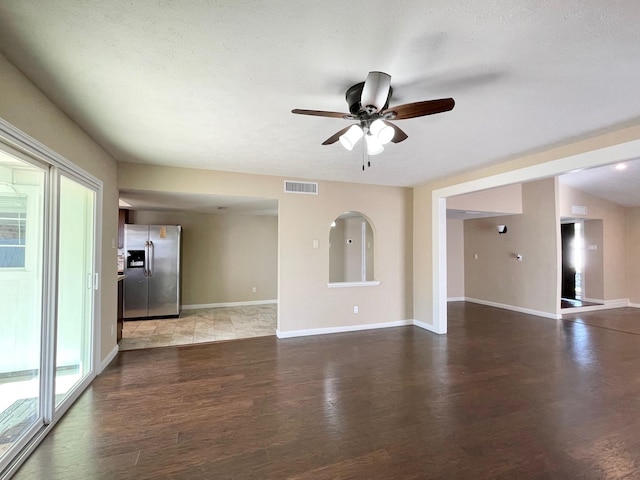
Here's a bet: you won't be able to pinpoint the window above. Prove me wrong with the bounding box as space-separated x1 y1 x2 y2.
0 189 27 268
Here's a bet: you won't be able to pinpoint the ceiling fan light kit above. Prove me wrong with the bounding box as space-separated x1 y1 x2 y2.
339 124 364 151
369 119 394 145
338 120 391 155
292 71 455 167
364 132 384 155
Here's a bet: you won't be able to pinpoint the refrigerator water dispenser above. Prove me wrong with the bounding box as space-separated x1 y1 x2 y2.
126 250 145 268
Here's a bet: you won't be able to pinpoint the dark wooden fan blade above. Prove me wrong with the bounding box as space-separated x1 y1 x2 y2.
292 109 349 119
322 125 353 145
383 121 408 143
384 98 455 120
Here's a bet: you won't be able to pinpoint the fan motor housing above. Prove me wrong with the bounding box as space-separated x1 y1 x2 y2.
345 82 392 115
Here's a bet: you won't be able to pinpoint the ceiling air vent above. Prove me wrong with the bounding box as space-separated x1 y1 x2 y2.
284 180 318 195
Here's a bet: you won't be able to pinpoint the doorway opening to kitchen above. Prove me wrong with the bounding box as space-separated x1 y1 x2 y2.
117 191 278 350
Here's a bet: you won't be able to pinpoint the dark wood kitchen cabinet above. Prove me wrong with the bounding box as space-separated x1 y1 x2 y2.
118 209 129 249
117 276 124 343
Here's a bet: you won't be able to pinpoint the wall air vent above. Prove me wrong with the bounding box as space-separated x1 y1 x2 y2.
284 180 318 195
571 205 588 216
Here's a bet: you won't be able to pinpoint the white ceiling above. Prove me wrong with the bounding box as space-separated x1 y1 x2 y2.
119 190 278 216
0 1 639 188
559 158 640 207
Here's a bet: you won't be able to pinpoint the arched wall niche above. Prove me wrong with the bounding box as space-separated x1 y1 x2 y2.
328 211 377 285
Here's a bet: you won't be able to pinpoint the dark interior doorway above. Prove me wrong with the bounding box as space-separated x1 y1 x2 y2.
561 222 585 302
561 223 577 299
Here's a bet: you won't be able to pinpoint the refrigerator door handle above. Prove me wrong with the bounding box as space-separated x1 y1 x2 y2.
148 240 154 277
144 240 149 277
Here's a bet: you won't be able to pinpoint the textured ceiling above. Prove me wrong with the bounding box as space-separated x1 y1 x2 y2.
559 158 640 207
0 1 639 187
119 190 278 215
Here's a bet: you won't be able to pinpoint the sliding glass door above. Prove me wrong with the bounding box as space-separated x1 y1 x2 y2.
55 175 95 408
0 141 99 475
0 152 46 470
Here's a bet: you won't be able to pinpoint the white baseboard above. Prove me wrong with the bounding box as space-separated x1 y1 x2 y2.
447 297 465 302
465 297 561 320
561 305 605 314
561 298 630 315
183 299 277 310
277 319 413 339
583 297 605 304
605 298 630 308
98 344 119 374
413 319 446 334
190 297 636 342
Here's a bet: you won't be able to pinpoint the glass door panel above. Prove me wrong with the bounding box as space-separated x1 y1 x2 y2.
0 154 45 468
54 175 95 407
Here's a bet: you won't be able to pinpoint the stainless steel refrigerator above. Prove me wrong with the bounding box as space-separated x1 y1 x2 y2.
123 224 181 319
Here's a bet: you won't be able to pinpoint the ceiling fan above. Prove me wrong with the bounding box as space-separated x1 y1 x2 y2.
292 71 455 159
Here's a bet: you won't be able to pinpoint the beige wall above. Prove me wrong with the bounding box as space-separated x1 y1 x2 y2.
329 214 374 282
329 218 345 283
414 125 640 329
129 210 278 305
344 216 364 282
464 178 559 314
413 186 433 324
446 219 465 299
118 163 414 332
626 208 640 305
582 219 604 301
0 53 118 364
365 220 374 282
447 183 523 214
559 183 627 300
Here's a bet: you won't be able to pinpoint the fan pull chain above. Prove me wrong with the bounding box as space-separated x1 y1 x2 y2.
361 138 372 171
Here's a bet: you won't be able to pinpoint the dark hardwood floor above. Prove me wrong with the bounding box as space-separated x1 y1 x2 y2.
560 298 603 309
13 303 640 479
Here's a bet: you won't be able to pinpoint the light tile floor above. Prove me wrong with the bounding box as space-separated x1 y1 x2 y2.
120 304 277 351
